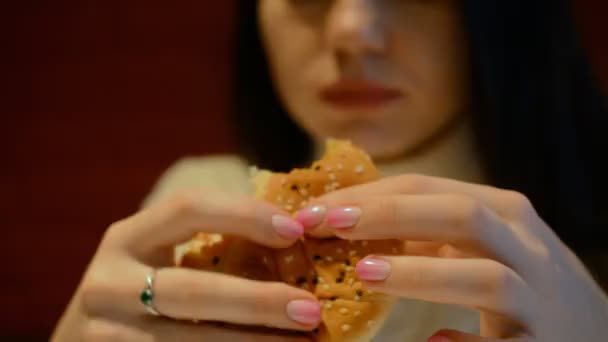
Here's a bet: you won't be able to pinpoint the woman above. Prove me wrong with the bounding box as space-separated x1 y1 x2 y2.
52 0 607 341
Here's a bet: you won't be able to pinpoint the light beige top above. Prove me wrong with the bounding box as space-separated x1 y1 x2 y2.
141 154 480 341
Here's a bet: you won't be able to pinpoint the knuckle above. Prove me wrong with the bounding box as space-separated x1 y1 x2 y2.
102 219 128 244
396 173 431 193
480 261 519 303
376 196 402 227
450 196 486 235
403 262 428 288
500 190 534 218
166 190 200 218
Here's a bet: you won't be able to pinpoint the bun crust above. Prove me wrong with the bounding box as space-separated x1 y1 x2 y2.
180 139 403 341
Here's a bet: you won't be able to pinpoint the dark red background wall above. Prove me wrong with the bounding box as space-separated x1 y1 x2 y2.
1 1 606 340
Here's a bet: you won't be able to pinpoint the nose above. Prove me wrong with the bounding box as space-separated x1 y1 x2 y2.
326 0 388 57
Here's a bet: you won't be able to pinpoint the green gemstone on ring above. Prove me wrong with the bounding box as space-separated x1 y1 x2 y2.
140 289 153 305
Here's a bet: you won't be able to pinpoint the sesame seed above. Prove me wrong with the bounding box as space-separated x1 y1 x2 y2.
345 266 354 272
299 188 309 197
341 324 351 332
367 289 374 295
354 295 361 301
325 256 334 262
339 307 349 315
284 255 294 264
262 256 269 264
332 181 341 189
314 165 321 171
349 250 357 256
367 320 375 328
299 201 308 209
355 164 365 174
287 198 295 205
361 240 368 246
348 278 355 286
337 248 343 254
329 173 336 181
212 256 220 265
327 166 333 171
356 290 364 297
276 195 284 203
324 301 333 309
337 163 344 170
313 255 322 261
317 277 325 283
354 311 361 317
284 204 294 211
281 178 287 185
323 284 330 290
392 247 398 254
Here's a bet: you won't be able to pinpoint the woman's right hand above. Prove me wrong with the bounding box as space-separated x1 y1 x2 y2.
51 190 321 342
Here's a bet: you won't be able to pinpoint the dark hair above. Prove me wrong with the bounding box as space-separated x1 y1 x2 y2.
231 1 607 259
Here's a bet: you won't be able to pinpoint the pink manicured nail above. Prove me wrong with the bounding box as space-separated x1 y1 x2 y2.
356 258 391 281
427 336 452 342
327 207 361 229
272 215 304 239
295 205 327 228
286 300 321 325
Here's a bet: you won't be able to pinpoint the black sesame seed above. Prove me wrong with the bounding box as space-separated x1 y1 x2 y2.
312 278 319 285
313 328 320 334
340 270 346 277
345 260 351 266
330 296 337 301
314 165 321 171
313 255 322 261
336 277 344 283
296 276 307 285
305 183 311 188
290 184 298 191
356 290 364 296
212 256 220 265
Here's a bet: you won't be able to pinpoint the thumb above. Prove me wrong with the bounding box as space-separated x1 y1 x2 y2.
427 329 532 342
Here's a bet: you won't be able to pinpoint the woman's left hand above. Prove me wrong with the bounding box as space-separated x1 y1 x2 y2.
295 174 608 341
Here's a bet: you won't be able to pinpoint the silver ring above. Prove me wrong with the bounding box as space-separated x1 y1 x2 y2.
140 269 162 316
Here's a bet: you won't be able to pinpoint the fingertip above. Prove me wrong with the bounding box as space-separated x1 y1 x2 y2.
272 215 304 240
286 299 322 326
294 205 327 228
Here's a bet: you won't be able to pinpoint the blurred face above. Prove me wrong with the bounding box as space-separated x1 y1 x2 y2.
258 0 470 160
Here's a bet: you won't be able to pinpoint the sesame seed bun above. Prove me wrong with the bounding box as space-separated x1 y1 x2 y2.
180 139 403 341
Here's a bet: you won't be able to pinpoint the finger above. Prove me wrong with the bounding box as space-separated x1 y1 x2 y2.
404 241 484 258
315 173 534 220
107 189 304 253
428 329 532 342
355 256 537 325
305 194 542 274
82 264 321 331
84 318 312 342
153 267 321 330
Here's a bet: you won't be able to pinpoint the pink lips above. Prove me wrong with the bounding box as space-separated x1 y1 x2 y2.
320 80 403 109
